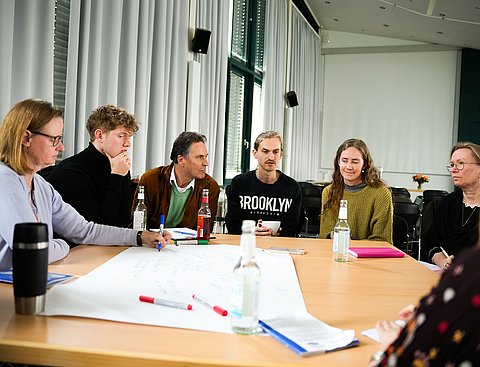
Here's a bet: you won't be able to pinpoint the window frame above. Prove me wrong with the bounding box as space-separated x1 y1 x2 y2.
224 0 265 184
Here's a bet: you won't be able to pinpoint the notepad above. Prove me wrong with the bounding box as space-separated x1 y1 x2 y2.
348 247 405 258
0 270 74 287
259 312 358 357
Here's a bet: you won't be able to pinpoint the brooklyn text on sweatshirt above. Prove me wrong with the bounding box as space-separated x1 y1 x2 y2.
239 195 292 213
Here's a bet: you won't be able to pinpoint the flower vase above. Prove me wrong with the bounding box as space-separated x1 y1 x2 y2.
417 183 422 190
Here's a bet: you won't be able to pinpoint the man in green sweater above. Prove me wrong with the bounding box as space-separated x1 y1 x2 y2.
132 131 220 231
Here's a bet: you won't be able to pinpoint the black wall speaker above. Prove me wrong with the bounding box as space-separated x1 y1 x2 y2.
192 28 211 54
286 91 299 107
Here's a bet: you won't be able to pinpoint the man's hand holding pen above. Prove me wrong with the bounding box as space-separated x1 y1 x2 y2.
140 230 172 249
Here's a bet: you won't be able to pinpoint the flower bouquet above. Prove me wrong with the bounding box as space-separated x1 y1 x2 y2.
412 173 429 190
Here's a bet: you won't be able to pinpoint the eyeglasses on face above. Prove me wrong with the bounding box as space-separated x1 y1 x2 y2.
446 161 480 172
30 130 63 147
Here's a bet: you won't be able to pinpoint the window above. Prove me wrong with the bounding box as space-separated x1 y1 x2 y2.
53 0 70 113
224 0 266 181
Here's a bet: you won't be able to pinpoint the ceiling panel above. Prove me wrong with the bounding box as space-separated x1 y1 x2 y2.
305 0 480 50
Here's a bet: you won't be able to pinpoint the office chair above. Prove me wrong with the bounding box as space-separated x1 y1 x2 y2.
422 189 448 207
413 195 424 211
393 196 412 204
298 182 323 237
393 201 421 258
391 187 411 199
392 215 409 249
419 199 442 262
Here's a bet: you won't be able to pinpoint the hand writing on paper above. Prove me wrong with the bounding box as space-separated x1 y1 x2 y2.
105 151 131 176
432 251 455 272
141 230 172 249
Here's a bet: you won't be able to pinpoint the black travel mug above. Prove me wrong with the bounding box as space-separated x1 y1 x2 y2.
12 222 49 315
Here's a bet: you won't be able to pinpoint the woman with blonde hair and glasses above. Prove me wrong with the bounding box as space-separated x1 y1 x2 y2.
320 138 393 243
422 142 480 271
0 98 169 271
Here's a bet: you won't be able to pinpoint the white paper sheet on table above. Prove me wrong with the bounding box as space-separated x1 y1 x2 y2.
361 320 406 342
419 261 442 272
43 245 306 334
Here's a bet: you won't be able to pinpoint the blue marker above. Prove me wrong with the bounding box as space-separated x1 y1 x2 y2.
158 214 165 252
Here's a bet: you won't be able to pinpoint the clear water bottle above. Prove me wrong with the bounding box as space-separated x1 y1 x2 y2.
197 189 211 240
133 185 147 230
333 200 350 262
231 220 261 334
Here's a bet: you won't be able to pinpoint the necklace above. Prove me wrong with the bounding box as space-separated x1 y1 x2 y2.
461 205 477 227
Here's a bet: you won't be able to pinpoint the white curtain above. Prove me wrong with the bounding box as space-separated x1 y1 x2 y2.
285 7 322 181
65 0 189 177
262 0 288 134
195 0 230 185
0 0 55 119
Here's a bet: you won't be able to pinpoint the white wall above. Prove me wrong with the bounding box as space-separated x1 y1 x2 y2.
318 31 459 193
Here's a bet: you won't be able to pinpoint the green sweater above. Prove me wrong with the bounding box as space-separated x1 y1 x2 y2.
320 185 393 243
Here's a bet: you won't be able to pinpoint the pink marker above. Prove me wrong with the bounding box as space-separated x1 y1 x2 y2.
192 294 228 316
139 295 192 310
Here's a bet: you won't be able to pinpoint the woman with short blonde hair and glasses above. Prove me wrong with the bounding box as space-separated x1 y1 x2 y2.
0 98 169 271
422 141 480 270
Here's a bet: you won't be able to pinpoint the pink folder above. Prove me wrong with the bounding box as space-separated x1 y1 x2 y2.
348 247 405 258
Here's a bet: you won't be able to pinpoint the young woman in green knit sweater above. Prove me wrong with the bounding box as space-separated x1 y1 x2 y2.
320 138 393 243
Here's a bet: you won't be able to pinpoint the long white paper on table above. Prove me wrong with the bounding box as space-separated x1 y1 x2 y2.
43 244 306 334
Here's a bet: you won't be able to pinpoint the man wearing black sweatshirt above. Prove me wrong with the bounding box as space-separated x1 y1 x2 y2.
226 131 302 237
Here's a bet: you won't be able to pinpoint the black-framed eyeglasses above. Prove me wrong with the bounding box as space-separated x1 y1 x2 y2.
446 161 480 172
30 130 63 147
